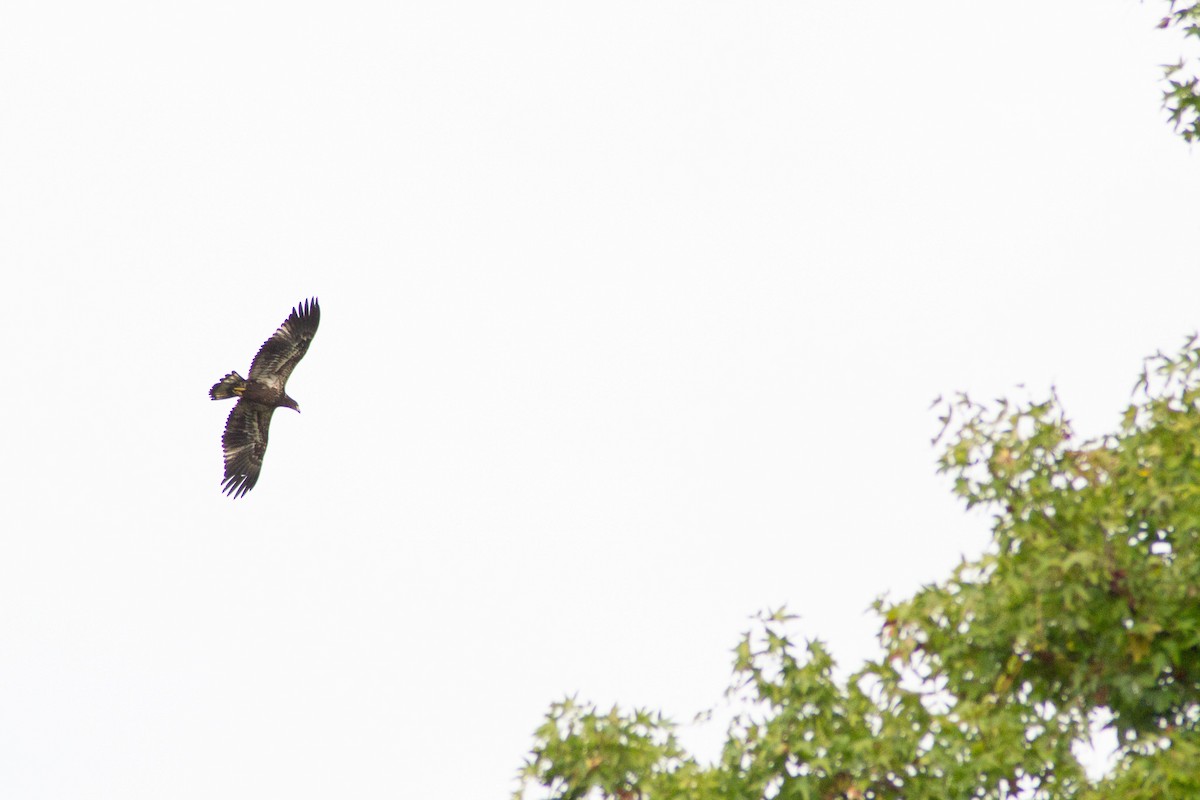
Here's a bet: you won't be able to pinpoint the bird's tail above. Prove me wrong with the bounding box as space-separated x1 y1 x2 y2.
210 371 246 400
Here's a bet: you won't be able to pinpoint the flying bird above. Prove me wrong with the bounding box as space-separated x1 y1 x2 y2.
209 298 320 497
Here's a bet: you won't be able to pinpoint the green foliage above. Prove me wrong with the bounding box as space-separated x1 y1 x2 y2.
516 339 1200 799
518 697 710 800
1157 1 1200 142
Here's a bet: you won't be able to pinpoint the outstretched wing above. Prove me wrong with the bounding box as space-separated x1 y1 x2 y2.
247 298 320 391
220 400 276 498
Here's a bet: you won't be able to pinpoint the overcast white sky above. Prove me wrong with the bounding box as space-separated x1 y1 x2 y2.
2 1 1198 797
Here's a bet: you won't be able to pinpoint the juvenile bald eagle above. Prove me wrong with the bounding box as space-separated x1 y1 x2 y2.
210 298 320 498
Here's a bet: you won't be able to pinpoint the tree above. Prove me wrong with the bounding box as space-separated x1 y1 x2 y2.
1159 1 1200 142
516 343 1200 800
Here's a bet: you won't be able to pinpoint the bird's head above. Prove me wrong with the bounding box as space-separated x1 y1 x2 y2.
282 396 301 413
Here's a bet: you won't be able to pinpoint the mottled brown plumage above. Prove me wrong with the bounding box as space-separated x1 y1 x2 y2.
209 298 320 498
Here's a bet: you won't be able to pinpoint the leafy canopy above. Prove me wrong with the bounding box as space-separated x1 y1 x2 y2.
516 341 1200 800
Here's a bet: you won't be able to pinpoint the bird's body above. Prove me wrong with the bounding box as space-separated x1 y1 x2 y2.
210 298 320 497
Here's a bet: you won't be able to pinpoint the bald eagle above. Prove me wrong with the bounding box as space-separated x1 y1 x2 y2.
209 298 320 498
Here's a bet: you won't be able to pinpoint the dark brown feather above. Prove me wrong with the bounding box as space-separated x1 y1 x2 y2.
220 401 274 498
247 298 321 391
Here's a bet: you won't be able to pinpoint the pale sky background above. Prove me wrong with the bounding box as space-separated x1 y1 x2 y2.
2 1 1199 797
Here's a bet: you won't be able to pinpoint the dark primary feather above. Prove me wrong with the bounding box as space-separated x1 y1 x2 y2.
220 402 274 498
247 298 321 390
